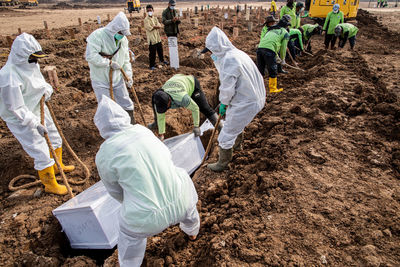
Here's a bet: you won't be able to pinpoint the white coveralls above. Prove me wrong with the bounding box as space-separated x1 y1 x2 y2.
205 27 266 149
0 33 62 171
85 12 134 111
94 96 200 267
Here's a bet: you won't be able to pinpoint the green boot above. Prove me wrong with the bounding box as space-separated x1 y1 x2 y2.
233 132 243 151
207 147 233 172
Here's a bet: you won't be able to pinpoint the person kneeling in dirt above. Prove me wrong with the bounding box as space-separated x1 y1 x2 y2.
201 27 266 172
301 23 322 53
95 96 200 267
0 33 75 195
148 74 219 141
256 15 291 93
335 23 359 50
85 12 135 123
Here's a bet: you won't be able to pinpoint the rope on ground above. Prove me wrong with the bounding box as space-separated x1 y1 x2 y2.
8 97 91 195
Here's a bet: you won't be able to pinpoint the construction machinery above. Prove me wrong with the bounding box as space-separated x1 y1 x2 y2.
126 0 141 13
19 0 38 6
0 0 18 6
305 0 359 19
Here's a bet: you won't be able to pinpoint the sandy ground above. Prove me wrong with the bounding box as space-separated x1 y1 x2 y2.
0 3 399 267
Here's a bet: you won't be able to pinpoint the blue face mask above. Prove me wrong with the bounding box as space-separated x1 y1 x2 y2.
170 6 175 10
211 54 218 61
114 33 124 41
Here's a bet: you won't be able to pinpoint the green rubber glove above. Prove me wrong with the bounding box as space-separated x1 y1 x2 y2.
219 104 227 116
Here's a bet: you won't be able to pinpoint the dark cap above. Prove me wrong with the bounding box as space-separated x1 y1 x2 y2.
169 0 176 5
153 90 170 113
30 51 48 58
265 15 278 23
200 47 210 54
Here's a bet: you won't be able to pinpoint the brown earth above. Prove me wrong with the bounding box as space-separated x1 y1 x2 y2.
0 7 399 267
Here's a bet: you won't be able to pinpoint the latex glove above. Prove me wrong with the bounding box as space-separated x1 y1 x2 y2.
276 57 282 64
110 61 121 70
219 104 227 116
193 127 201 137
281 59 286 66
159 134 165 141
37 124 48 137
126 78 133 89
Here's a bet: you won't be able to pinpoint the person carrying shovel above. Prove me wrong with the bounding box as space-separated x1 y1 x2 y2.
95 96 200 267
201 27 266 172
85 12 135 123
0 33 74 195
256 15 291 93
301 23 322 53
148 74 219 141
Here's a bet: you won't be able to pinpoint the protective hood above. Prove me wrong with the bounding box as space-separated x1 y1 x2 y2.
9 33 42 65
94 95 132 139
205 27 236 58
105 12 131 36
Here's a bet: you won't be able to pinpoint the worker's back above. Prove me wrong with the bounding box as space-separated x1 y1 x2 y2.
96 124 194 234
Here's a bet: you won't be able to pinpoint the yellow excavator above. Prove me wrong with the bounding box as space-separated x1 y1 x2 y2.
19 0 38 6
305 0 359 19
126 0 141 13
0 0 18 6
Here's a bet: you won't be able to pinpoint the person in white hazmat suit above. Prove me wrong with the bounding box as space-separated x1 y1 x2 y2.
94 96 200 267
201 27 266 172
0 33 75 195
86 12 136 123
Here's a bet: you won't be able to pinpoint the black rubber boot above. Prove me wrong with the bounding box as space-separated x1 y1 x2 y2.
278 64 288 74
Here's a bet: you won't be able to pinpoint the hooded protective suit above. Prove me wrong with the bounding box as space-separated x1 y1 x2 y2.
86 12 134 111
94 96 200 267
205 27 266 149
0 33 62 170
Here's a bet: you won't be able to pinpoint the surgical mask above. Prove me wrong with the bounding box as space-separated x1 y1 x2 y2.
170 6 175 10
333 9 339 13
211 54 218 61
28 58 38 64
114 33 124 41
148 11 153 16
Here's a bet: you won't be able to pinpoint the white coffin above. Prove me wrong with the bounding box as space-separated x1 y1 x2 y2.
53 133 205 249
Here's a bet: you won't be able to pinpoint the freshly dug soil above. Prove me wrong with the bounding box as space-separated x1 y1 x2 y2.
0 8 399 267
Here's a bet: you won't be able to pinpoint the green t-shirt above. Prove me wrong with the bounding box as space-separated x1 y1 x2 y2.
289 28 304 50
337 23 359 38
156 74 199 134
323 11 344 34
301 24 319 41
258 27 290 60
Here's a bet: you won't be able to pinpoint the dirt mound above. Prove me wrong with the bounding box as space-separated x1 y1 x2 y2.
0 7 399 267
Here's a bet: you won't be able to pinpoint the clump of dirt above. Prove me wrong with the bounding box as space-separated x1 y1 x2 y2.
0 7 399 267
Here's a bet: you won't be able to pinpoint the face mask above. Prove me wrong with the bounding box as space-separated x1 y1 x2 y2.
28 58 38 64
211 54 218 61
148 11 153 16
114 33 124 41
170 6 175 10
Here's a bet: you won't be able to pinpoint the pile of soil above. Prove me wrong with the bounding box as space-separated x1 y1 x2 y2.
0 7 399 266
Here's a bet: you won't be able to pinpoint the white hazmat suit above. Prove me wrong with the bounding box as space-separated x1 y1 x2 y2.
205 27 266 149
0 33 62 170
94 96 200 267
86 12 134 111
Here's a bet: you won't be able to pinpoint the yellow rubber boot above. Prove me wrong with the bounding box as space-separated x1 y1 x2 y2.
269 77 283 93
51 147 75 174
38 166 67 195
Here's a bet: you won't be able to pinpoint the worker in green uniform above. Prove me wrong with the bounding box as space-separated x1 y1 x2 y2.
256 15 291 93
323 4 344 50
288 28 304 60
280 0 296 29
301 23 322 52
335 23 359 50
148 74 218 140
294 2 304 29
260 15 278 40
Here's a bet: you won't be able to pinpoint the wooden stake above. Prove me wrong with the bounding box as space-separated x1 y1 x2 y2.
6 36 13 48
78 17 82 27
18 28 22 35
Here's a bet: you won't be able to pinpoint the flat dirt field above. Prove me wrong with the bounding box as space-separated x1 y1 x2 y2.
0 2 400 267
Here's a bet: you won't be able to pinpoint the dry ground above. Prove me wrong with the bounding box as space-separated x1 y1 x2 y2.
0 4 399 267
